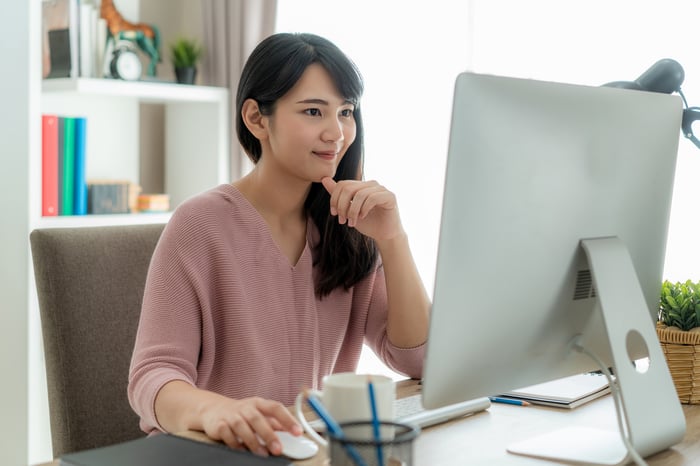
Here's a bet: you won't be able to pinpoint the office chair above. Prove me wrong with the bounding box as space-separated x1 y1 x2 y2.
30 223 165 456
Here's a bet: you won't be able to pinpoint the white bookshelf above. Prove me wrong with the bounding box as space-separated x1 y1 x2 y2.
42 77 228 103
35 211 172 229
40 78 230 223
0 3 230 463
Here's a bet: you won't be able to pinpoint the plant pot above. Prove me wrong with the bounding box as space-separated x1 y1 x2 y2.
175 66 197 85
657 323 700 404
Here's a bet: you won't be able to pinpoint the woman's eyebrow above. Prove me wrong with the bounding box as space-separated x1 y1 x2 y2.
296 98 354 106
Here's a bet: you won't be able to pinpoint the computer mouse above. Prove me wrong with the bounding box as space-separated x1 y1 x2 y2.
274 431 319 460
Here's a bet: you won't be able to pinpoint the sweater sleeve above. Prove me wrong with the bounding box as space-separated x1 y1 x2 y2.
361 263 426 379
127 202 207 434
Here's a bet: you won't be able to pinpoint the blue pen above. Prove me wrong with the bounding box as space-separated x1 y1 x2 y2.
489 396 531 406
305 391 368 466
367 378 385 466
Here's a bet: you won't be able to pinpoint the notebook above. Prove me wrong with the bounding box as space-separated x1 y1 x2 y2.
59 433 292 466
497 372 611 409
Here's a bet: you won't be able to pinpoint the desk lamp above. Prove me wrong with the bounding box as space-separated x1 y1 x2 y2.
604 58 700 149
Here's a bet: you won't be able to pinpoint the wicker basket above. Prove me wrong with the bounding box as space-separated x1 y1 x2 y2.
657 323 700 404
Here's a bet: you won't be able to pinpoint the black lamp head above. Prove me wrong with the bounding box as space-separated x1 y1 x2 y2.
602 58 684 94
603 58 700 150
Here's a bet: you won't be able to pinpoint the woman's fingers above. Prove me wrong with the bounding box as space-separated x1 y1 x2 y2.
321 177 403 239
321 177 387 226
202 397 302 457
212 422 242 449
251 398 303 455
257 398 303 435
347 186 396 225
235 401 273 456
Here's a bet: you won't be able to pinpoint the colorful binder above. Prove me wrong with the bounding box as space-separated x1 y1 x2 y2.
41 114 59 216
73 116 87 215
60 116 75 215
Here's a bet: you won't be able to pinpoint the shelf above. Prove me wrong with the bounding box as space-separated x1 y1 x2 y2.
42 78 228 103
40 78 230 210
34 212 172 230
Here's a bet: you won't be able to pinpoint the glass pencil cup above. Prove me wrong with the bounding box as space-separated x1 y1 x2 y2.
326 421 420 466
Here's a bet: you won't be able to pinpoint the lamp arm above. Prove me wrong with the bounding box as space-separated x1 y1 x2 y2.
682 107 700 150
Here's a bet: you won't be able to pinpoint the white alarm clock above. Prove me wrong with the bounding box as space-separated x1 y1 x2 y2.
109 41 142 81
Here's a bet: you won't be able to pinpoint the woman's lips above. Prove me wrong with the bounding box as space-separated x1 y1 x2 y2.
313 151 337 160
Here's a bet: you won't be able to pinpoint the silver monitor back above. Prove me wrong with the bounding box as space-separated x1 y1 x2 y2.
422 72 682 409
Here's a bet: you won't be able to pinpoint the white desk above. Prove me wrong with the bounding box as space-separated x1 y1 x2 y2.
182 379 700 465
40 379 700 465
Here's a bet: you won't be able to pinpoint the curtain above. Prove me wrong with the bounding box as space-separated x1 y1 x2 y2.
201 0 277 181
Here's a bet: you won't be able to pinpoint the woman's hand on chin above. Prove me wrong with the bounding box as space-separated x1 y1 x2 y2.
321 177 405 241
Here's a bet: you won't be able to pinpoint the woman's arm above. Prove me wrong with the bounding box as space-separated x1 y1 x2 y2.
155 380 302 456
321 177 430 348
374 234 430 348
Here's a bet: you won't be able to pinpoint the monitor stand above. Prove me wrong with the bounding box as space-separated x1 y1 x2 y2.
507 237 686 465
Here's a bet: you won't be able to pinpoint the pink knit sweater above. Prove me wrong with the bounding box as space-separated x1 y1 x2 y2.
128 184 425 434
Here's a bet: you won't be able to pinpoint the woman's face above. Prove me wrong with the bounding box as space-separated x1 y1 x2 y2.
261 63 357 183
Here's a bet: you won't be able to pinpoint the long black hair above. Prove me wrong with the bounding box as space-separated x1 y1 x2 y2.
236 33 378 297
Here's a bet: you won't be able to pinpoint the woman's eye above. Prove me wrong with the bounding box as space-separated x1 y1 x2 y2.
305 108 322 117
340 108 354 118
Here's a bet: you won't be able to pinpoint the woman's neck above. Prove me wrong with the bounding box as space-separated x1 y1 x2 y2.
233 167 309 224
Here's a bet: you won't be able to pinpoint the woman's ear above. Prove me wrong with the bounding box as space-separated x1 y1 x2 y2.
241 99 268 140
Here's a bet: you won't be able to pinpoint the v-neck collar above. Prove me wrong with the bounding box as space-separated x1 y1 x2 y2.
224 184 313 269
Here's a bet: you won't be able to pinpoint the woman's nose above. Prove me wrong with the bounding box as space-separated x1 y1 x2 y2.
322 117 344 143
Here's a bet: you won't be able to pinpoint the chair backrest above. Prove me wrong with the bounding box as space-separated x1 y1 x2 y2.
30 223 165 457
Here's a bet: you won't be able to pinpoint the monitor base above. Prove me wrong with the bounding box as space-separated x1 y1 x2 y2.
508 426 628 465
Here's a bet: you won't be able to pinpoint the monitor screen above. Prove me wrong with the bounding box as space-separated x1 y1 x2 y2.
422 72 685 461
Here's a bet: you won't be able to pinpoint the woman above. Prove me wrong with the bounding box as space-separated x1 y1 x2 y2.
128 32 430 457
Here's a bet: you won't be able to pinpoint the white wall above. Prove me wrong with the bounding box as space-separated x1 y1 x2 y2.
1 1 36 465
465 0 700 282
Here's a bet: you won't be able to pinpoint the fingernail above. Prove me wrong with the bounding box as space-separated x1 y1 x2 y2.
256 447 269 457
348 218 355 227
330 207 337 216
271 441 282 454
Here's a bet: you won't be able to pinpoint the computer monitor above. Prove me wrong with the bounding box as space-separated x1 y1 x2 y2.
422 72 686 464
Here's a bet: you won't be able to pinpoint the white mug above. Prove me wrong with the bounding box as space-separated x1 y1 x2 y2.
294 372 396 446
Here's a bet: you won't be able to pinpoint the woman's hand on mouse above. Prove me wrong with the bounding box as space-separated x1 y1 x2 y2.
198 395 303 456
321 177 405 242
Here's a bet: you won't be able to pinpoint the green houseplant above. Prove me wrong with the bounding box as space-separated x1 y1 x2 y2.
169 37 203 84
657 279 700 404
659 280 700 331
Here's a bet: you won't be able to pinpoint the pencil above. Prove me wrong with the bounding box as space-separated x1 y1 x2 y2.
489 396 531 406
367 377 385 466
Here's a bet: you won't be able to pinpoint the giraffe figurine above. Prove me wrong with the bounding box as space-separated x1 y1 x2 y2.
100 0 161 77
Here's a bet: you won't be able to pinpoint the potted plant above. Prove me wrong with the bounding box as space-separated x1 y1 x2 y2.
169 37 203 85
657 279 700 404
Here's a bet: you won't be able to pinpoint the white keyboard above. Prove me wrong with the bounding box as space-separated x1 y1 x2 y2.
395 394 491 428
309 394 490 430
